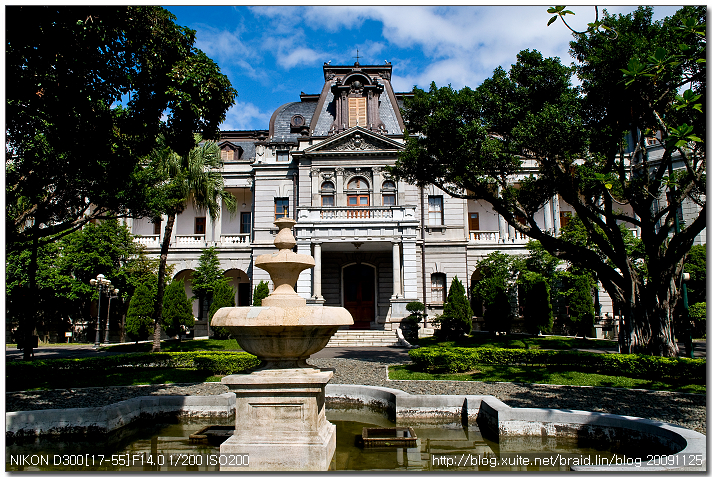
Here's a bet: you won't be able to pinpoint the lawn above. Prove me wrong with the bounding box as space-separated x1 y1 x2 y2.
389 364 705 394
415 333 618 351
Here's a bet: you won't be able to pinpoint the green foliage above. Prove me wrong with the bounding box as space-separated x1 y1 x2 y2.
563 273 596 337
484 287 513 333
6 351 260 390
685 244 707 305
407 346 705 383
209 280 236 339
6 6 237 249
405 301 425 323
518 272 553 335
162 279 194 337
253 280 270 306
125 282 156 341
391 6 706 356
688 302 706 325
436 277 473 339
191 246 227 321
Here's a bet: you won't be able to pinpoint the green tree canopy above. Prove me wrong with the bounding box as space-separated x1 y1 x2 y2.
391 6 705 356
191 247 226 319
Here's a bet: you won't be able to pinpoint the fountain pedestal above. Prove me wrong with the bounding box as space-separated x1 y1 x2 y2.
219 369 336 471
212 218 353 471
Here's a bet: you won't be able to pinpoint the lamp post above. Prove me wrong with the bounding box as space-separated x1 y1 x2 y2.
105 287 119 344
89 274 112 347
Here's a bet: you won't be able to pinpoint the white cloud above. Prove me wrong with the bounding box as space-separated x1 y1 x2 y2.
276 47 323 69
220 101 272 131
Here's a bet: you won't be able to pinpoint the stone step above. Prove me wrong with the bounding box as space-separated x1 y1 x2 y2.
326 329 401 347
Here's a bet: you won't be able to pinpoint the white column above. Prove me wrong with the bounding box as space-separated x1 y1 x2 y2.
543 199 553 233
313 242 323 300
497 185 507 242
552 194 561 236
214 195 223 244
391 240 402 299
296 241 312 299
402 240 418 299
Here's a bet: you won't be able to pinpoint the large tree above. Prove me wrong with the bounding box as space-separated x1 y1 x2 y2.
391 7 705 356
146 138 237 351
6 6 236 359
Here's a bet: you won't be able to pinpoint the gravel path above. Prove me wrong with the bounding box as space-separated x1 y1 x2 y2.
6 358 705 435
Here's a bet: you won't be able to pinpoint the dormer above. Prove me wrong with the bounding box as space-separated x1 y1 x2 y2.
219 141 243 161
329 65 386 135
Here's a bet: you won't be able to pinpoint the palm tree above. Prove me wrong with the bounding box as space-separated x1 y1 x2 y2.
148 136 237 352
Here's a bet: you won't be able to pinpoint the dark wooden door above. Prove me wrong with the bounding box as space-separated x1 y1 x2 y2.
343 264 375 329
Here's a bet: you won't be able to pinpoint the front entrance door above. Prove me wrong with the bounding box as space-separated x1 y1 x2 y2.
343 264 375 329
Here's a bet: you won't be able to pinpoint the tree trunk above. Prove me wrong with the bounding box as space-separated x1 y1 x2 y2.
153 213 176 353
622 279 679 357
23 219 41 361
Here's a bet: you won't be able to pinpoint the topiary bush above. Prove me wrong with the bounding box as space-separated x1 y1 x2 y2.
162 279 194 337
518 272 553 335
566 273 595 337
253 280 270 306
484 286 513 334
125 282 155 342
209 280 236 339
436 276 473 339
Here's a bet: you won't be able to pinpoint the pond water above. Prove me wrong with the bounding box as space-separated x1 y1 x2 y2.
7 409 641 472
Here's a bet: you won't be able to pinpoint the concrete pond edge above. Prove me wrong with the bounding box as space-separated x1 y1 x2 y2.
6 384 705 471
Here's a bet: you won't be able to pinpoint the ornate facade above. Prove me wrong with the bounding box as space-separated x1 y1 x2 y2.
127 60 704 338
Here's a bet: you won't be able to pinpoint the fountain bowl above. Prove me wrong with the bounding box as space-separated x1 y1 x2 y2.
211 304 352 369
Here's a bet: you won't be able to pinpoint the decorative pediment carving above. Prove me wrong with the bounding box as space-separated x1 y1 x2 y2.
305 128 404 155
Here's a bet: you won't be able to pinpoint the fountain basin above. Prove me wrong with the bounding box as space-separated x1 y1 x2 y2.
211 305 352 369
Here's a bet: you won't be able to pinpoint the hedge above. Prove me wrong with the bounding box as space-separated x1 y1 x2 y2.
408 347 705 382
6 351 261 381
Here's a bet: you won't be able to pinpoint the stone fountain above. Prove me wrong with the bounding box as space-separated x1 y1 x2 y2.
211 218 353 471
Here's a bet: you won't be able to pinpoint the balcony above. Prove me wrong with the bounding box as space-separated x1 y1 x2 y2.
133 233 251 249
468 230 529 244
298 206 417 223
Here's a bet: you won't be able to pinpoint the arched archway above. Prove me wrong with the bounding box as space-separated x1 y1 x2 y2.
470 268 484 317
342 263 376 329
225 269 251 306
173 269 198 318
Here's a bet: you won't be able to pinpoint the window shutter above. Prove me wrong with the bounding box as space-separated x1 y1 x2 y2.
348 97 367 127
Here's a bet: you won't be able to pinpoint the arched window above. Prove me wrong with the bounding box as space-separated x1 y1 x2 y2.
382 180 396 206
347 177 369 207
321 181 335 207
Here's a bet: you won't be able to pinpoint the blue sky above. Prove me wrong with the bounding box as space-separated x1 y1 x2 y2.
163 5 682 132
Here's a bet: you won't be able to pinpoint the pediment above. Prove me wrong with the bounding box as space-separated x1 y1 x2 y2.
304 127 404 155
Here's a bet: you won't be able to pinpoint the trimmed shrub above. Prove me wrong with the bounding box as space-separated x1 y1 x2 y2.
125 282 155 342
407 346 705 382
6 351 261 389
484 286 513 333
567 273 595 337
209 280 236 339
162 279 194 337
436 277 473 339
519 272 553 335
253 280 269 306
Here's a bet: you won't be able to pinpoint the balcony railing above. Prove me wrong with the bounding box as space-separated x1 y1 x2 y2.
469 231 500 242
220 234 251 245
298 206 417 222
468 230 529 243
134 233 251 248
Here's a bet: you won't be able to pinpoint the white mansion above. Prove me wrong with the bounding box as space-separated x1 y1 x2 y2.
127 61 704 338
